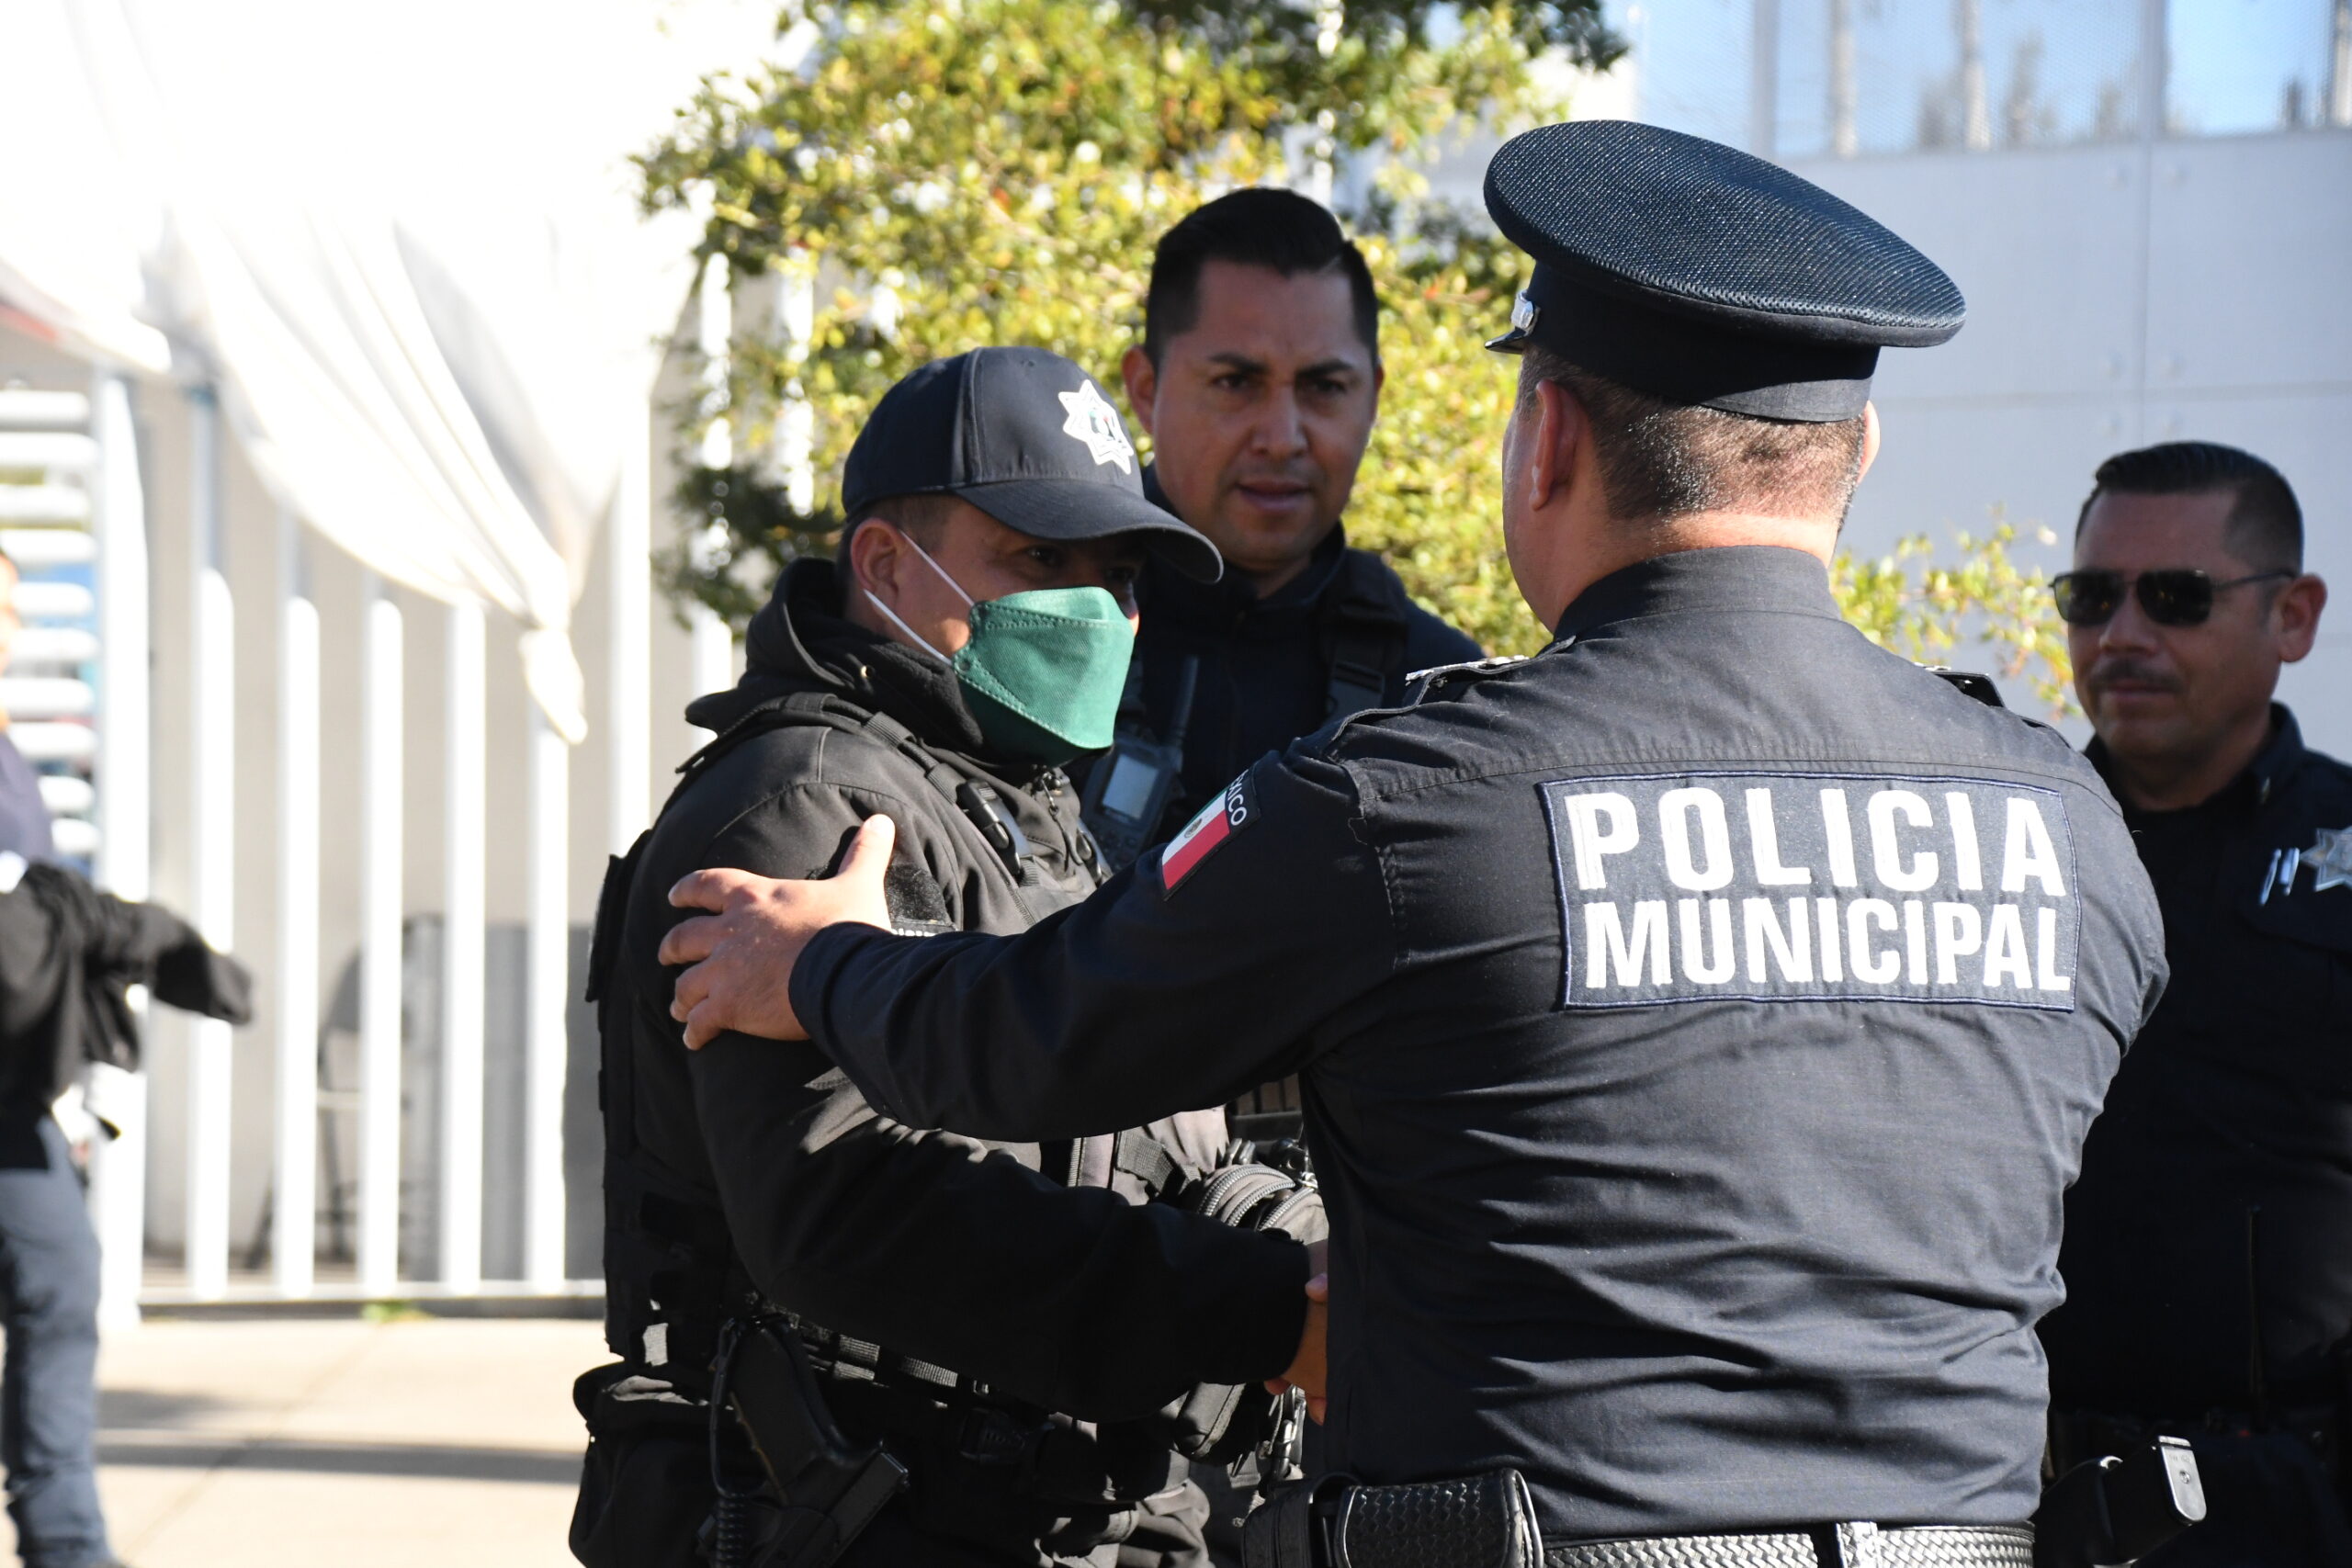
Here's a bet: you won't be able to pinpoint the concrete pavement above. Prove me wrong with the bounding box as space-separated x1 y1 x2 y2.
6 1313 606 1568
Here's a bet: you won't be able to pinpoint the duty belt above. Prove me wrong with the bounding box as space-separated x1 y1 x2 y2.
1241 1471 2032 1568
1544 1524 2034 1568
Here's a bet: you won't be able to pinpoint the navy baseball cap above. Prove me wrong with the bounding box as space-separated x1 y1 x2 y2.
1483 120 1965 423
842 347 1221 581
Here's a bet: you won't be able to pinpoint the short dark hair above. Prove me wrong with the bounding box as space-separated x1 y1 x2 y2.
835 491 962 569
1143 188 1380 366
1518 347 1869 528
2075 441 2303 572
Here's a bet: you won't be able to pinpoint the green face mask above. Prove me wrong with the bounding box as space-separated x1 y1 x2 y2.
865 534 1136 765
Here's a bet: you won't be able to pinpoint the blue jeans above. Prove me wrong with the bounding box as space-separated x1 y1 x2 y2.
0 1113 109 1568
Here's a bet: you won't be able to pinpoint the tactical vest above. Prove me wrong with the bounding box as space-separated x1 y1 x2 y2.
584 691 1278 1554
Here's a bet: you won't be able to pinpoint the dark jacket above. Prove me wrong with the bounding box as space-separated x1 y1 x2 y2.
0 863 252 1116
590 560 1308 1557
2041 705 2352 1415
788 547 2169 1540
1104 470 1482 837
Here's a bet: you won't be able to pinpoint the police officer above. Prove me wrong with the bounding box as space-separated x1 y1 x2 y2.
574 348 1321 1568
662 122 2170 1560
1080 188 1481 877
1096 188 1485 1145
2034 442 2350 1564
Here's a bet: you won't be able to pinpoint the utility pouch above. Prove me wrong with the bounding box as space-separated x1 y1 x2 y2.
2033 1435 2205 1568
712 1316 910 1568
569 1363 711 1568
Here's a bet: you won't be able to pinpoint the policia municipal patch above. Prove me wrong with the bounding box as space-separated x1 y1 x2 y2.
1542 772 2080 1011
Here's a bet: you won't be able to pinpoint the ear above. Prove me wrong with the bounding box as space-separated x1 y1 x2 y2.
849 519 905 604
1120 346 1159 443
1857 402 1883 486
1527 378 1585 515
2275 572 2326 663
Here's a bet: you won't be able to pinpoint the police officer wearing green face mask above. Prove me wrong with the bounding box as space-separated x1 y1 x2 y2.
573 347 1329 1568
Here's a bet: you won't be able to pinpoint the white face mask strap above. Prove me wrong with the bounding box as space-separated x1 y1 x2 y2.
899 528 976 608
860 519 971 665
863 589 953 665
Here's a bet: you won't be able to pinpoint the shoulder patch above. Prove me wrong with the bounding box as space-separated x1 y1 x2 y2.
1158 773 1258 896
1920 666 2006 708
1542 770 2080 1012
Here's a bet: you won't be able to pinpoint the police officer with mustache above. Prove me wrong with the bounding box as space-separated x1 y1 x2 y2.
2037 441 2352 1565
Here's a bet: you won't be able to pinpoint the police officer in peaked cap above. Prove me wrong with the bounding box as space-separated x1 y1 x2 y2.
657 124 2170 1562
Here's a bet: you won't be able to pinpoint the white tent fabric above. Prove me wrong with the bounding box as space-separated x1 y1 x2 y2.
0 0 771 739
0 0 170 371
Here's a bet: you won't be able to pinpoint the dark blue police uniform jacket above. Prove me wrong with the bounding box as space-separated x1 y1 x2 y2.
790 547 2168 1539
2041 705 2352 1416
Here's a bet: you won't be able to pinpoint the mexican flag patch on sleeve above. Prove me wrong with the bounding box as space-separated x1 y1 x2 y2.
1158 773 1257 896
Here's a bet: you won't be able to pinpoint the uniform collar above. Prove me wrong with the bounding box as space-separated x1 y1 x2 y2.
689 557 1000 763
2086 704 2307 818
1551 545 1842 643
1139 464 1350 623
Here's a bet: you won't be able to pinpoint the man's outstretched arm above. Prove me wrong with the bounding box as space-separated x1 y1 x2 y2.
662 787 1322 1421
665 750 1395 1145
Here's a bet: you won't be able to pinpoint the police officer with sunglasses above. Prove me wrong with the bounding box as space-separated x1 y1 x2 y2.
2038 441 2352 1565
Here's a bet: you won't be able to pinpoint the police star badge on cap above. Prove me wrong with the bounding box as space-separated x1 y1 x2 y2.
1057 381 1135 474
1483 119 1966 423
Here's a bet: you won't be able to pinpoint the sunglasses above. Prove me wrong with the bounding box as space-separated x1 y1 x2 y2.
2050 569 2293 627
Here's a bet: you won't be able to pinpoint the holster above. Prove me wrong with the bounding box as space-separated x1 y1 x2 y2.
2032 1436 2205 1568
1243 1471 1543 1568
713 1317 910 1568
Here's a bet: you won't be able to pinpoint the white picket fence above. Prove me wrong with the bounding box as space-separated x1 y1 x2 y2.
0 370 723 1319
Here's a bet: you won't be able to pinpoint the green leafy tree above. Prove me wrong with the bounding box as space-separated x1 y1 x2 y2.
1832 518 2075 715
640 0 1611 645
641 0 2069 704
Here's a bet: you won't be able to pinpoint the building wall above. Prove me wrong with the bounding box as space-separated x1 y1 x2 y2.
1803 129 2352 750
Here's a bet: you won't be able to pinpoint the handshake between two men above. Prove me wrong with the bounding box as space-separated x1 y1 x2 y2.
660 813 1331 1421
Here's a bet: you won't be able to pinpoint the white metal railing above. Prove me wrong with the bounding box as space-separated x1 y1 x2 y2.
85 368 150 1329
6 308 758 1315
36 368 736 1314
185 387 234 1302
0 389 103 861
272 509 321 1298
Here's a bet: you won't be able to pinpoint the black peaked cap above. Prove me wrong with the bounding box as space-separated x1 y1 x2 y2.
1484 120 1965 422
